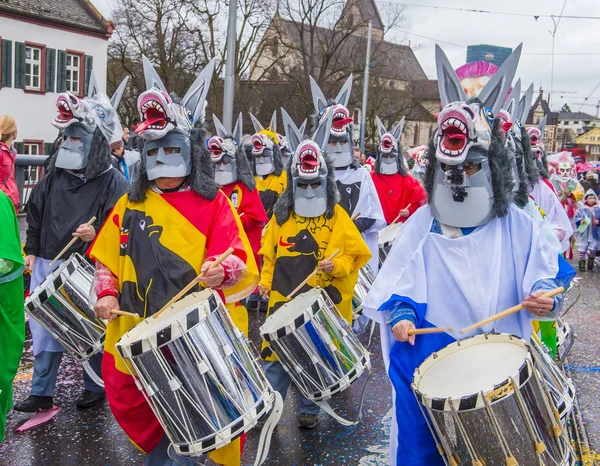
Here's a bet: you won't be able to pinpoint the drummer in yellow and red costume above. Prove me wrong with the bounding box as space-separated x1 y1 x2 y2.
90 57 258 466
258 108 371 429
371 115 427 224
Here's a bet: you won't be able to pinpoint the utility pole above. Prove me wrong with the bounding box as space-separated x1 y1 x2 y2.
549 0 568 108
223 0 237 131
359 21 372 154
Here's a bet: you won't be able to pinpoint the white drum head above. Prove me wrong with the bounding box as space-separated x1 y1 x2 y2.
118 289 215 349
378 222 402 246
260 288 322 335
414 334 529 400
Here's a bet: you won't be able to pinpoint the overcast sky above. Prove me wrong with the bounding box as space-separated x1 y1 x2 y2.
92 0 600 114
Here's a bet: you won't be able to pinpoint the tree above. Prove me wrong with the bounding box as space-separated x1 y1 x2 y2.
560 103 572 113
107 0 275 123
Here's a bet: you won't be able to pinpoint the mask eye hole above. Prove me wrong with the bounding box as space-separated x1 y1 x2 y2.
310 181 321 189
297 182 308 190
164 147 180 155
70 137 81 143
462 106 475 119
148 148 159 157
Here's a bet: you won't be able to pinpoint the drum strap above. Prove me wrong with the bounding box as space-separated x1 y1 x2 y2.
254 391 283 466
316 367 372 427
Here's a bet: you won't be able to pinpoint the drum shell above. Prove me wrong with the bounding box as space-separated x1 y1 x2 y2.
378 222 402 265
352 265 375 319
24 254 105 361
116 290 273 457
412 334 572 466
260 288 370 401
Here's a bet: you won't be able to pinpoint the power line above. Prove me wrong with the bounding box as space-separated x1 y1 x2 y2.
392 28 466 48
378 1 600 20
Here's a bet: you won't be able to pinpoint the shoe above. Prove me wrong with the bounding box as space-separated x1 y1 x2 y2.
298 414 318 429
76 390 106 409
13 395 53 413
259 300 269 313
579 260 586 272
588 258 595 271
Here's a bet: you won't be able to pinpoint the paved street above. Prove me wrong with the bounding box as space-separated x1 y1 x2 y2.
1 226 598 465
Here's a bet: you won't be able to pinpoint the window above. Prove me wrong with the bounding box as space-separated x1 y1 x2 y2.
25 46 41 90
23 143 39 155
66 53 80 94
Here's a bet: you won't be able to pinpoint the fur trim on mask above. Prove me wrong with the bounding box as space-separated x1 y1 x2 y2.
46 128 112 180
273 156 339 225
423 119 514 219
129 122 220 202
521 126 541 186
375 144 407 176
235 146 256 191
309 107 359 169
538 152 550 180
513 137 530 208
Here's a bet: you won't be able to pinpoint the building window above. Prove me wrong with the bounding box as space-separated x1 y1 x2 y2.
25 46 42 90
23 142 39 155
535 117 541 124
66 53 81 94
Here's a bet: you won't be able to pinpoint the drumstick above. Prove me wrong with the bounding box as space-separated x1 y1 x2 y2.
153 247 235 319
388 204 412 228
110 309 140 319
408 327 453 336
460 287 565 334
238 212 245 217
49 216 97 267
287 249 340 299
351 212 361 220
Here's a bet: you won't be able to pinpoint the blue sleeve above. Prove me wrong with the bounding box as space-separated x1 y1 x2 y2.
530 278 563 320
379 295 427 329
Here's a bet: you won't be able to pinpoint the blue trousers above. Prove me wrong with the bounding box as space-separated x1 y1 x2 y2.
30 350 104 397
144 434 205 466
264 361 320 415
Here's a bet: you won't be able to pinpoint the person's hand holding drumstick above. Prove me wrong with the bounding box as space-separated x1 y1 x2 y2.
392 320 416 346
94 295 120 323
72 222 96 242
521 290 555 317
199 259 225 288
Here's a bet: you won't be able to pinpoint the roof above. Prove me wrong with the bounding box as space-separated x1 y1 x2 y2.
273 18 427 82
526 91 558 126
575 127 600 144
557 111 599 122
339 0 384 31
410 79 439 100
0 0 111 36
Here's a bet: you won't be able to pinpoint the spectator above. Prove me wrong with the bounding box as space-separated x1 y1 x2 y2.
122 124 130 146
581 169 600 195
0 115 20 209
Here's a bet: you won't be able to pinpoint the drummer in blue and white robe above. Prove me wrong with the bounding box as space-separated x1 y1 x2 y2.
17 80 129 413
363 46 575 466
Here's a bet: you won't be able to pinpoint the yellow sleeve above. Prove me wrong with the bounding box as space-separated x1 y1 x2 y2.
259 218 277 290
572 182 584 202
328 206 371 278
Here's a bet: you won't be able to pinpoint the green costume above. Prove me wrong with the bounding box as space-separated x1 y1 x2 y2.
0 191 25 442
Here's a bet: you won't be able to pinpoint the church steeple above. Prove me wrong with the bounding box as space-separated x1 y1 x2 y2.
338 0 385 40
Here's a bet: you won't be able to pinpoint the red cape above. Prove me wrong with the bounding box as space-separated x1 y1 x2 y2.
371 172 427 224
221 181 268 266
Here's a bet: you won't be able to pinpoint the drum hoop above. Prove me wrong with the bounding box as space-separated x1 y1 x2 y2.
259 288 325 341
117 289 221 357
412 333 533 412
171 391 274 457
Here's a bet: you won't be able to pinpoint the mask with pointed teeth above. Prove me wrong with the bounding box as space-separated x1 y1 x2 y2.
375 115 405 175
310 75 354 168
53 74 128 169
282 107 333 218
430 44 522 227
135 55 214 182
209 113 243 186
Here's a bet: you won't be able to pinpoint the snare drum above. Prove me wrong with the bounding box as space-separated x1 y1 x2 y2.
25 253 105 361
352 265 375 320
531 332 576 422
260 288 370 406
116 289 277 457
412 334 573 466
378 222 402 265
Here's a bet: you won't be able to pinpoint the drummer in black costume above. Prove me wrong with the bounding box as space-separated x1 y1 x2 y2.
14 77 129 413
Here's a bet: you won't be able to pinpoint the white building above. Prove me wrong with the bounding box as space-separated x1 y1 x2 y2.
557 111 599 137
0 0 112 156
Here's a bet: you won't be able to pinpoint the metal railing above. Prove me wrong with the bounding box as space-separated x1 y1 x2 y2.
15 154 48 213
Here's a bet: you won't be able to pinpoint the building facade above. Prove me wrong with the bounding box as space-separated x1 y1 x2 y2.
525 89 560 153
0 0 112 155
466 44 512 68
574 127 600 161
